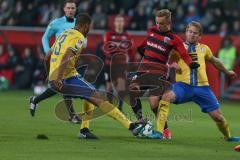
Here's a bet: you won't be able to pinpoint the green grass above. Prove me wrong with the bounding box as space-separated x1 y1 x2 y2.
0 90 240 160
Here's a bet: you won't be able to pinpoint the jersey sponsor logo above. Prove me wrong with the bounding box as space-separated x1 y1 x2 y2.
147 41 166 52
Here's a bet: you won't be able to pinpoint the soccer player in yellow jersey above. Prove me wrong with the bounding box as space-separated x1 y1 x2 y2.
48 13 149 139
30 0 94 125
156 21 240 141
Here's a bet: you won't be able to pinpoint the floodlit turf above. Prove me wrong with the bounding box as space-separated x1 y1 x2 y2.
0 90 240 160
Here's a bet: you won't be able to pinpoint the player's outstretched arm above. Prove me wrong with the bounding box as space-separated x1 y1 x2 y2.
208 56 237 79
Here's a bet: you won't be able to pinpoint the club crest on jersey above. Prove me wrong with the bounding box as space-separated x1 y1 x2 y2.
164 36 171 44
75 39 83 49
77 39 82 45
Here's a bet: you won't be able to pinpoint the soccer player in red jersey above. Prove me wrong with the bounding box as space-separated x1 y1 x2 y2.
129 9 199 139
103 15 135 111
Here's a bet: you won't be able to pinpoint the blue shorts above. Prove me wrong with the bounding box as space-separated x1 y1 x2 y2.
172 82 219 113
50 75 96 100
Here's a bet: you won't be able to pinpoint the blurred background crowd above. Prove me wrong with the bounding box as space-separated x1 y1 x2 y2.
0 0 239 34
0 0 239 99
0 44 46 90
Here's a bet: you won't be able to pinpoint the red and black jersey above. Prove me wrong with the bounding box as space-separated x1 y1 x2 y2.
138 26 192 66
103 30 135 65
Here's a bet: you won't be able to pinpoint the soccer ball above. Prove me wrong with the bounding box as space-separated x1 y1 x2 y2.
138 122 154 137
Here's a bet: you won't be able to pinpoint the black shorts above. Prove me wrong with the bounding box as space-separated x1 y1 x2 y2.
104 64 126 82
127 71 171 96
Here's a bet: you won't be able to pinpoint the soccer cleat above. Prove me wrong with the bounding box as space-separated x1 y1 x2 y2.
163 128 172 139
77 128 98 139
130 122 146 136
29 96 38 117
226 136 240 142
145 131 163 139
69 114 81 124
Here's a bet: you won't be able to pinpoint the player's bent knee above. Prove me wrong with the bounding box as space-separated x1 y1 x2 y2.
209 109 224 122
162 91 175 102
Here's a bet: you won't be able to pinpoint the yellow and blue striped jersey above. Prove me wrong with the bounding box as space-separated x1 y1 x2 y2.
49 29 85 81
171 43 213 86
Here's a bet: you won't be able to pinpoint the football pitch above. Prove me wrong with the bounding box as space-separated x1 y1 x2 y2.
0 90 239 160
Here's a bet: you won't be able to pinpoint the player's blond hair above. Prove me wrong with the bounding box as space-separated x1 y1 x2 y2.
155 9 171 22
187 21 203 35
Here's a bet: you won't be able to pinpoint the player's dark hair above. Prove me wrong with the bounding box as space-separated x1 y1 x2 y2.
63 0 76 7
187 21 203 35
155 9 171 22
76 13 92 26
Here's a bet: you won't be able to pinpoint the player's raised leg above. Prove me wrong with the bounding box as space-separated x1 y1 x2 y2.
51 76 148 138
29 89 81 124
29 88 57 117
